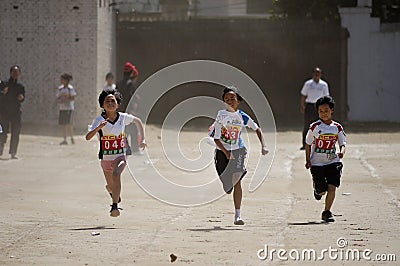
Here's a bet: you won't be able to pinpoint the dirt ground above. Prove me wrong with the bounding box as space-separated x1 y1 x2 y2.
0 125 399 265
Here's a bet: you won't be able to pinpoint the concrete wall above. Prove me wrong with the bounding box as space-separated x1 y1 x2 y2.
340 1 400 122
0 0 115 131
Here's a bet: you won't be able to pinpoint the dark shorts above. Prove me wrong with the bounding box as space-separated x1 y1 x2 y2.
214 147 247 194
59 110 73 125
311 162 343 194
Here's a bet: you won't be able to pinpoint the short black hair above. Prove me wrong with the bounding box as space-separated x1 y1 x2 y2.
316 96 335 110
10 65 21 73
222 86 243 101
105 72 114 79
61 73 73 81
98 89 122 108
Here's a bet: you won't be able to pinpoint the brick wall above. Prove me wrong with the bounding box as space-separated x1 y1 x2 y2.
0 0 115 131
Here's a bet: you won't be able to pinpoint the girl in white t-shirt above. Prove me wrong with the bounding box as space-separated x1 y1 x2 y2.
212 86 269 225
86 89 146 217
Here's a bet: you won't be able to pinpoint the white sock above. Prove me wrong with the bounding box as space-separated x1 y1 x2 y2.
235 209 241 219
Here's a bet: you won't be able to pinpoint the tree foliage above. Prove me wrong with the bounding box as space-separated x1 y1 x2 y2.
271 0 400 23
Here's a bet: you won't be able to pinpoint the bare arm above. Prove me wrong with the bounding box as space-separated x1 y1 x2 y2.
132 116 147 149
85 120 107 141
300 95 306 114
305 144 311 169
256 128 268 155
214 139 232 159
338 145 346 159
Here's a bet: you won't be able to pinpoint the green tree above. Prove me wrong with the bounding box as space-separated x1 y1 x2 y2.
271 0 400 22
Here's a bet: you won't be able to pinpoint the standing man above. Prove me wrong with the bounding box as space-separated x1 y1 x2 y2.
300 67 329 150
116 62 140 153
0 65 25 159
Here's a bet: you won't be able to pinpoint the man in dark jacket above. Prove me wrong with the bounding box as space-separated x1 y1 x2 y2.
115 62 140 153
0 65 25 159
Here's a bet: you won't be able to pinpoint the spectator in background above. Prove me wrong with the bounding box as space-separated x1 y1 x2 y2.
0 65 25 159
57 73 77 145
103 72 116 91
300 67 330 150
116 62 140 153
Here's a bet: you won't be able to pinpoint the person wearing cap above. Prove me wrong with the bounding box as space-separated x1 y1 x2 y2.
116 62 140 153
212 86 269 225
0 65 25 159
300 67 330 150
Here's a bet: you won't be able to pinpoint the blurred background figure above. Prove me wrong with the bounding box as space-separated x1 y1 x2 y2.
103 72 116 91
116 62 140 154
0 65 25 159
57 73 77 145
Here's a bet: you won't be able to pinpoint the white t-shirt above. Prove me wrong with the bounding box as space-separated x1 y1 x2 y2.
305 119 346 166
57 84 77 110
103 84 116 91
213 109 259 151
88 112 135 160
300 79 329 103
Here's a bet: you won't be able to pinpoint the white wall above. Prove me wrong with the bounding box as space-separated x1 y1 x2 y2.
340 0 400 122
196 0 247 17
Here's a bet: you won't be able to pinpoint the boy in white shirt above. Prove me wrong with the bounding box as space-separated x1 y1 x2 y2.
212 86 268 225
305 96 346 222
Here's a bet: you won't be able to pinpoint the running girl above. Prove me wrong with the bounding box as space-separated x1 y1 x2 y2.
86 89 146 217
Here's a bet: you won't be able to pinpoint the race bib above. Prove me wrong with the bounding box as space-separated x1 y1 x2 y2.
315 134 337 154
221 125 240 145
101 134 127 155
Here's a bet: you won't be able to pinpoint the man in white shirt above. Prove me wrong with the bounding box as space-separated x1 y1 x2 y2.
300 67 329 150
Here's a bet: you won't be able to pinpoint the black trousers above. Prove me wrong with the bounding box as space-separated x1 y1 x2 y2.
0 114 22 156
302 103 318 147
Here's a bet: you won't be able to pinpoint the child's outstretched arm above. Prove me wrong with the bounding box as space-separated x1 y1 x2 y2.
85 120 107 141
214 139 233 159
256 128 268 155
132 116 147 149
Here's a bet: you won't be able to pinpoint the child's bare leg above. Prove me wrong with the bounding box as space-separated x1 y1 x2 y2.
110 157 126 203
103 171 113 193
111 174 121 204
324 184 336 211
233 177 242 210
232 173 245 225
67 124 74 138
62 125 67 139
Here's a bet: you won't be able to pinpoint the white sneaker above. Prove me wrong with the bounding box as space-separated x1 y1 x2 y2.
234 217 245 225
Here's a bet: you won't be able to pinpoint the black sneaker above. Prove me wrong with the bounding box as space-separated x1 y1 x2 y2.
60 140 68 145
314 190 322 200
300 146 305 150
110 204 120 217
321 210 335 222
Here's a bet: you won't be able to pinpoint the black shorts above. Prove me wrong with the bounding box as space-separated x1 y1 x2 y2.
214 147 247 194
59 110 73 125
311 162 343 194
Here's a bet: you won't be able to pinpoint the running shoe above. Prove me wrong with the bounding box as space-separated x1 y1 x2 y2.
110 205 120 217
234 217 245 225
314 190 322 200
321 210 335 222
